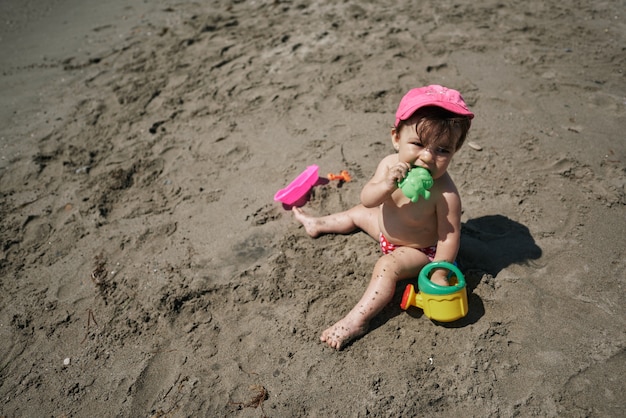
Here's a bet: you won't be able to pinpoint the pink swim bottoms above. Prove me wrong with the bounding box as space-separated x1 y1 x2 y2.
379 233 437 260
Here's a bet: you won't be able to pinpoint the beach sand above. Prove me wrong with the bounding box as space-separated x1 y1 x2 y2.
1 0 625 416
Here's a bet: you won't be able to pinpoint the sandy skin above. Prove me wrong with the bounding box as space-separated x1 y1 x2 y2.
293 206 430 350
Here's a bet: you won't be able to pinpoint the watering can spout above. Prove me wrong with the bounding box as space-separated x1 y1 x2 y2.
400 284 422 310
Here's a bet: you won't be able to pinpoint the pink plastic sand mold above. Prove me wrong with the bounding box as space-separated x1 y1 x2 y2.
274 165 319 206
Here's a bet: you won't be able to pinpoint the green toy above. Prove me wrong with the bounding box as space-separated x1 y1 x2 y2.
398 167 433 202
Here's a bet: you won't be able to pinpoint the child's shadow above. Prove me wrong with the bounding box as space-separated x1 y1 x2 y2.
371 215 542 333
459 214 542 279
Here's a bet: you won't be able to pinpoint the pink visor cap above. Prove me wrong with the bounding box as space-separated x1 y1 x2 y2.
395 85 474 127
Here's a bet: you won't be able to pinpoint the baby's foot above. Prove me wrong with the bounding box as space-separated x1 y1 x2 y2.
292 207 321 237
320 316 368 350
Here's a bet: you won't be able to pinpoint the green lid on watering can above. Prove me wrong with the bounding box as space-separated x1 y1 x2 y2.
418 261 466 295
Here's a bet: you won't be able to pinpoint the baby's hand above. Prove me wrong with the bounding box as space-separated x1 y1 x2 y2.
387 162 411 188
430 269 450 286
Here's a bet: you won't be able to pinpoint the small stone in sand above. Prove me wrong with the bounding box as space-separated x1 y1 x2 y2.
468 141 483 151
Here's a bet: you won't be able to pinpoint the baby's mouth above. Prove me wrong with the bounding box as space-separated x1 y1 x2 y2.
411 165 431 174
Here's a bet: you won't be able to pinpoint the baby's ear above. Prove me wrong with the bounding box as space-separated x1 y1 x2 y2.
391 128 400 150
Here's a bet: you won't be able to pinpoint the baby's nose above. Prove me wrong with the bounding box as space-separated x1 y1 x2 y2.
419 148 434 162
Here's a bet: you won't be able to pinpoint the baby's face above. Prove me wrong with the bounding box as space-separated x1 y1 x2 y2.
393 122 459 179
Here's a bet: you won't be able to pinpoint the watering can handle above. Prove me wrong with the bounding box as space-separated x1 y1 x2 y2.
418 261 466 295
421 261 462 278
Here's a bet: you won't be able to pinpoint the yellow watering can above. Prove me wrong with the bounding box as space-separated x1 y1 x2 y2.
400 261 468 322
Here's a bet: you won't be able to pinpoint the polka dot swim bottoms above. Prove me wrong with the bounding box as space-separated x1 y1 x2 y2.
379 233 437 260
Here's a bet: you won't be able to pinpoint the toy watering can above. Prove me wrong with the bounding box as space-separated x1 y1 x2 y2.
400 261 468 322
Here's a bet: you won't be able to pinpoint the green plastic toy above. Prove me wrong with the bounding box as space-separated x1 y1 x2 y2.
398 166 433 202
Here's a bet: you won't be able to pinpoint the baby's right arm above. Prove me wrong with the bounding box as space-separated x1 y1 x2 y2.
360 155 410 207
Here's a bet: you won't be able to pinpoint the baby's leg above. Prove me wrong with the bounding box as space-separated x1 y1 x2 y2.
292 204 379 238
320 247 429 350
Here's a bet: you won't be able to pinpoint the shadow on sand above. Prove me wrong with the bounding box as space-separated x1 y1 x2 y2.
459 214 543 279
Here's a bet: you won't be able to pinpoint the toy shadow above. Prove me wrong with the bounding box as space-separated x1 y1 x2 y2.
366 215 542 335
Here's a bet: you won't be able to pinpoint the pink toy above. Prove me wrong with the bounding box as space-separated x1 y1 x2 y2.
274 165 319 206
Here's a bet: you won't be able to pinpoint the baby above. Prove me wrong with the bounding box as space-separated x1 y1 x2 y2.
293 85 474 350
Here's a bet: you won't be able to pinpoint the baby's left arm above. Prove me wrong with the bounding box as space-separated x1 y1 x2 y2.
430 189 462 286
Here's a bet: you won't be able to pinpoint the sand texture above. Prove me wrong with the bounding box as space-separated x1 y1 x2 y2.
1 0 625 416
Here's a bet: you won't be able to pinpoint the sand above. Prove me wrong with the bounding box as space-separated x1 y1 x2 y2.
1 0 625 416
